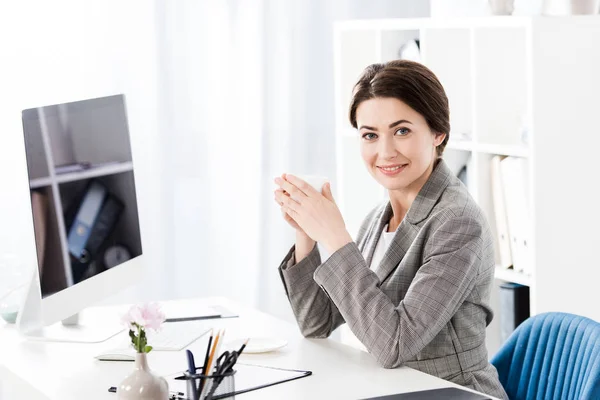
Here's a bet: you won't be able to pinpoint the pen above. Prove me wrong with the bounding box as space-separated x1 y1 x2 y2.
198 328 214 394
186 349 198 399
186 349 197 373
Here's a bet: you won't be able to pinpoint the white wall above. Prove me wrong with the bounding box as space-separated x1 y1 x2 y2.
0 1 165 307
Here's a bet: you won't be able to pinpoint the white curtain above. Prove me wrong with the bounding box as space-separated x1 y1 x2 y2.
155 0 429 320
0 0 428 321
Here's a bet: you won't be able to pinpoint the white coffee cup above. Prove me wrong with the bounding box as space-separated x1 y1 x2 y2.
288 174 329 200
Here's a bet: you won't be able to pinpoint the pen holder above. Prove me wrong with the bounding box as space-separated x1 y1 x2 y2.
177 368 236 400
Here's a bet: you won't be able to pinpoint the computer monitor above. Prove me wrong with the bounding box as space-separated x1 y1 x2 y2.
16 94 144 342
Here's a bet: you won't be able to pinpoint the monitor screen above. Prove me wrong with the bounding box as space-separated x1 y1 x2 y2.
21 94 142 298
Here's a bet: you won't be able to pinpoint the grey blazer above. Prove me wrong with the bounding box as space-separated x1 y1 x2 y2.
278 160 508 399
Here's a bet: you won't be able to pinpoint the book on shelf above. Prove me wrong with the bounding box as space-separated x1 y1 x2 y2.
31 190 49 275
499 156 532 275
490 155 512 269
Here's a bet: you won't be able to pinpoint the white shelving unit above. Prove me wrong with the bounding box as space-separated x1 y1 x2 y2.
333 15 600 353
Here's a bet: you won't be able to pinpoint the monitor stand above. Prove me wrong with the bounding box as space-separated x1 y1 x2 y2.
16 268 124 343
23 313 124 343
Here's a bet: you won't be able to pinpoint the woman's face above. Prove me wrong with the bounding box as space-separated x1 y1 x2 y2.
356 97 446 193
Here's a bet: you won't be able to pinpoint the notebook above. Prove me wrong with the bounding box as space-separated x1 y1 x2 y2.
169 363 312 399
362 387 491 400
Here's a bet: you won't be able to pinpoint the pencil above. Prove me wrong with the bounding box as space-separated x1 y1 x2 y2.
198 329 222 399
237 338 249 355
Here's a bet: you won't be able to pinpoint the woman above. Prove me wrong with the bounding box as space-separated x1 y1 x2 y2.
273 60 508 399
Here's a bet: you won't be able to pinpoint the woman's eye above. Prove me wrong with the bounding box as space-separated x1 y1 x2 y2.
362 132 377 140
395 127 410 136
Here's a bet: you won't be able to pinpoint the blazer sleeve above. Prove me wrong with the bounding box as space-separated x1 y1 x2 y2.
278 243 346 337
313 215 484 368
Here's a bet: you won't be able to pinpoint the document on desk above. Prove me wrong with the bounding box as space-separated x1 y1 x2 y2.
361 387 491 400
168 363 311 399
161 304 222 322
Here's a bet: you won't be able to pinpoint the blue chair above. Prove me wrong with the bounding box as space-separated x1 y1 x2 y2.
491 312 600 400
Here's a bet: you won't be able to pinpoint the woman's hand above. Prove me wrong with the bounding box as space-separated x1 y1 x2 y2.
274 174 306 234
274 174 353 255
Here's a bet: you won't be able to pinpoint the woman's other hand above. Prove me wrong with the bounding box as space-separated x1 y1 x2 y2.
274 174 353 255
274 174 306 234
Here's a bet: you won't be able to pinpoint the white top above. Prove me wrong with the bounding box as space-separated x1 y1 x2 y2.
370 223 396 272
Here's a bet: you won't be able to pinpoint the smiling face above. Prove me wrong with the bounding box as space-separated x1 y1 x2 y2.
356 97 446 194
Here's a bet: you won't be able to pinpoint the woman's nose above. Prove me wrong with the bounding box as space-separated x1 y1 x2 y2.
378 137 399 159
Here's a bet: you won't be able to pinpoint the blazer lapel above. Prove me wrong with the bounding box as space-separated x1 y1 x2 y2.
370 159 454 284
372 218 417 284
361 202 393 268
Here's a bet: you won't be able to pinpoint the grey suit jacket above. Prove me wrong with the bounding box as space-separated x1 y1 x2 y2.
278 160 508 399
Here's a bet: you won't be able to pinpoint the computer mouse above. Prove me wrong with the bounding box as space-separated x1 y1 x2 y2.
94 350 135 362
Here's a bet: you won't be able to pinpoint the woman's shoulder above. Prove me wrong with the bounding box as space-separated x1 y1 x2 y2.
428 178 490 232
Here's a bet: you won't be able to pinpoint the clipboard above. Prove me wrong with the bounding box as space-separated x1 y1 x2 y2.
169 362 312 399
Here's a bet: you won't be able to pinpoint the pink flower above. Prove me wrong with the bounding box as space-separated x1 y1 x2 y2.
122 302 166 332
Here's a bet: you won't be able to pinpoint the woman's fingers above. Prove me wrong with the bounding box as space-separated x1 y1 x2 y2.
274 177 307 201
285 174 320 198
275 188 300 211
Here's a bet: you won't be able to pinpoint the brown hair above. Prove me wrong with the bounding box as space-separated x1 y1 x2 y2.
349 60 450 157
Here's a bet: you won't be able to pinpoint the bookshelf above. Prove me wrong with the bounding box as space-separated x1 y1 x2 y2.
333 16 600 353
22 95 142 297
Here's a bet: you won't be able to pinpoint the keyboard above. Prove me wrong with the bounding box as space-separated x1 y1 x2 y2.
147 320 212 351
95 321 213 361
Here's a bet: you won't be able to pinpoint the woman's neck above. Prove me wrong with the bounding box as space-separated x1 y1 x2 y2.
387 159 439 231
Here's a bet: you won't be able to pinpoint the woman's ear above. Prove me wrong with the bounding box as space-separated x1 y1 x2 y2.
434 132 447 147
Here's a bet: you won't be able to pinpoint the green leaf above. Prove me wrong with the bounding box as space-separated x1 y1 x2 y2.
129 329 138 349
145 345 153 353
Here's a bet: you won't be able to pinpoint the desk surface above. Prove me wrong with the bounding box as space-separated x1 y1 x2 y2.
0 297 494 400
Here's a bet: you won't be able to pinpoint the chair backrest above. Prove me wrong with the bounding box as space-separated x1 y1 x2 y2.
491 312 600 400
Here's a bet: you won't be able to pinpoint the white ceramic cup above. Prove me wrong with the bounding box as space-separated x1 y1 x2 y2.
288 174 329 200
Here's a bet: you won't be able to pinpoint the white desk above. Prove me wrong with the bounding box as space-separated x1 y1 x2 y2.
0 297 495 399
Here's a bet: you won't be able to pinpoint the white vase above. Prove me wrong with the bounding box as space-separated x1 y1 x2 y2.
117 353 169 400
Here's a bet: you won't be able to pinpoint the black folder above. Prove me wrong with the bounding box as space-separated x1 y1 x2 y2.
362 387 491 400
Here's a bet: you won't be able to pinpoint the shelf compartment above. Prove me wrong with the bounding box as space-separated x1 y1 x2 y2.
476 143 529 158
54 161 133 184
30 177 53 189
473 26 529 147
446 140 474 152
421 27 473 143
380 29 420 62
495 266 531 287
335 28 379 131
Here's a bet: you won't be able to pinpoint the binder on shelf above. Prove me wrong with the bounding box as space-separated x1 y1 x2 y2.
499 157 532 275
84 194 124 260
490 156 512 269
499 282 530 344
66 180 107 261
66 182 125 283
